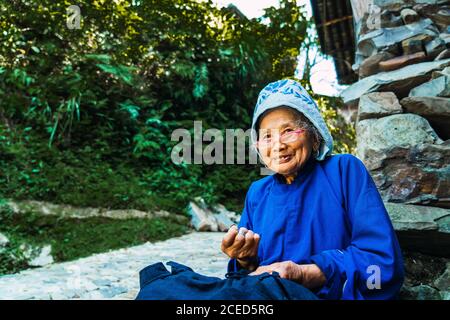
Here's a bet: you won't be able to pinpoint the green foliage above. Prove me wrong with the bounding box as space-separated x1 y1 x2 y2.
0 0 354 218
315 95 356 155
0 202 30 275
0 202 188 275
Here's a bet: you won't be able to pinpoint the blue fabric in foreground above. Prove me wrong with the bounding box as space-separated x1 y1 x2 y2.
227 154 404 300
135 261 318 300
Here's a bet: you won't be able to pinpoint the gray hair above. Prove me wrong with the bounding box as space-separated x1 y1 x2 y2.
293 118 323 154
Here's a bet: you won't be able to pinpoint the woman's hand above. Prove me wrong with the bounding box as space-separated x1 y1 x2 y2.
221 225 260 270
249 261 327 289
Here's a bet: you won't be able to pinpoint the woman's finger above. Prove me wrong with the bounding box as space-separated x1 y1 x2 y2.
244 230 254 244
232 231 246 250
221 225 238 249
245 231 261 255
232 227 247 248
249 266 270 276
237 227 248 237
239 230 254 250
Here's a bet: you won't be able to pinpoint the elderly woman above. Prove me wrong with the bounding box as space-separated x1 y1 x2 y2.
221 79 404 300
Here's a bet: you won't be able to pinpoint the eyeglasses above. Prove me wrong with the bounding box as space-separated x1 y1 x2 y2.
255 128 306 149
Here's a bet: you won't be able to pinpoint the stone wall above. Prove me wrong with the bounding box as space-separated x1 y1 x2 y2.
341 0 450 299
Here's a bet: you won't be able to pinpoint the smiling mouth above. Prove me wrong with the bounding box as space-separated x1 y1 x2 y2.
276 155 292 164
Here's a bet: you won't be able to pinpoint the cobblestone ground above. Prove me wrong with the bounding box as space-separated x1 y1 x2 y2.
0 232 228 300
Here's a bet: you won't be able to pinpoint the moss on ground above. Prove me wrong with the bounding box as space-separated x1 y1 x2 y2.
0 205 189 275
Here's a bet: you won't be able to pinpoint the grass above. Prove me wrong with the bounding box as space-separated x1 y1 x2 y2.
0 205 189 276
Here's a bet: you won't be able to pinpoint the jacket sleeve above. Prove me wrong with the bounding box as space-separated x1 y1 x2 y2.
309 155 405 300
226 183 260 273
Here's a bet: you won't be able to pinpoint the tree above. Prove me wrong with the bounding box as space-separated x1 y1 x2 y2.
0 0 352 213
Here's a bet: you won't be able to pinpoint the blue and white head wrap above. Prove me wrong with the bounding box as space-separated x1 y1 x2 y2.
251 79 333 161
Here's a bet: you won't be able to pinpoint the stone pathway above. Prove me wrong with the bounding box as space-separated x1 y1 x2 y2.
0 232 228 300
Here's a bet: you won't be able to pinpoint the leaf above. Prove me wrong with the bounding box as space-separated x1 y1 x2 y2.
219 48 233 56
119 102 140 120
193 64 209 99
145 118 162 125
172 61 196 79
48 118 59 147
96 63 119 74
85 54 112 64
96 63 136 85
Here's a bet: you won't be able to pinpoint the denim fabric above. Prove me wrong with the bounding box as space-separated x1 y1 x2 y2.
135 261 318 300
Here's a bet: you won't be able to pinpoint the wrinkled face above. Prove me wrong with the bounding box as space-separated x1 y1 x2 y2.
257 107 314 176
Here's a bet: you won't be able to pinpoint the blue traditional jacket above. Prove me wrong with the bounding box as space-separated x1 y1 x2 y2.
228 154 404 300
